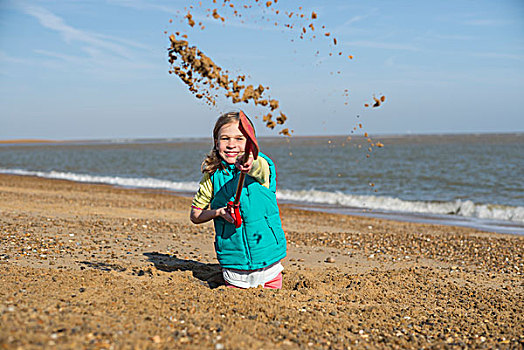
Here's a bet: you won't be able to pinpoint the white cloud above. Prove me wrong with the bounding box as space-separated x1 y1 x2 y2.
342 15 365 26
33 49 80 63
0 50 32 65
107 0 180 14
472 52 524 61
464 19 512 26
31 47 157 75
18 3 139 58
434 34 475 41
345 40 419 51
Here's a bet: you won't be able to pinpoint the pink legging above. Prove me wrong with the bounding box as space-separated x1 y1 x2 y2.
225 272 282 289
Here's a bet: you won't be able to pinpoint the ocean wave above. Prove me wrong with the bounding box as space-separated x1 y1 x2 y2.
0 168 199 192
276 189 524 223
2 168 522 224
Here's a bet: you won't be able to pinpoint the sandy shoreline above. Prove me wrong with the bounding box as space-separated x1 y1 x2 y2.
1 174 522 349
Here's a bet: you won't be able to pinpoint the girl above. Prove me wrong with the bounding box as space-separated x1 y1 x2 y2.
190 111 287 289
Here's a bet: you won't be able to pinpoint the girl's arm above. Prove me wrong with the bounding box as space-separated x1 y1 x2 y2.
190 207 234 224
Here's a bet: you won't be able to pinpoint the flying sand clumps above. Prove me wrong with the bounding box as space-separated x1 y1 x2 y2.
168 34 289 135
166 1 358 136
364 95 386 108
167 1 383 140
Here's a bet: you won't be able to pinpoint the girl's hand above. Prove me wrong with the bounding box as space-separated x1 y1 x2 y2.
236 152 253 173
217 206 234 224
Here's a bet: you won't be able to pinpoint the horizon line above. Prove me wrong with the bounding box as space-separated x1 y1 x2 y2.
1 131 523 144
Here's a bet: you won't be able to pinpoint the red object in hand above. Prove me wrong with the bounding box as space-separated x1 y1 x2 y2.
227 201 242 228
228 111 259 229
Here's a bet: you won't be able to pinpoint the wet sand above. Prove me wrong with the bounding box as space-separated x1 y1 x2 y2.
0 174 522 349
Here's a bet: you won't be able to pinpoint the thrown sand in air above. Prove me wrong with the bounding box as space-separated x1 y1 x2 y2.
166 1 382 136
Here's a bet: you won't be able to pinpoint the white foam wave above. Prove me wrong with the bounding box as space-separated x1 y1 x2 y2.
2 168 522 224
276 189 524 223
0 168 199 192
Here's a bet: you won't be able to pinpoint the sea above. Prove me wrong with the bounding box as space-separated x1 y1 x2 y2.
1 133 523 235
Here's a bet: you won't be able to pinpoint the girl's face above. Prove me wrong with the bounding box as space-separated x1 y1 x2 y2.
216 121 246 164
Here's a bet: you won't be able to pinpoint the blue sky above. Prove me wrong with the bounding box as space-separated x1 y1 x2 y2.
1 0 523 140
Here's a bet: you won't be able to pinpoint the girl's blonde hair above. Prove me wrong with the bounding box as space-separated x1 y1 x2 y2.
201 111 255 174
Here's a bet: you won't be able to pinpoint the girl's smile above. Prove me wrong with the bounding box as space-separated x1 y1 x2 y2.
216 121 246 164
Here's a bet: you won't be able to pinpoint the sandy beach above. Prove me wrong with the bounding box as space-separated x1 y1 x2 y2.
0 174 522 349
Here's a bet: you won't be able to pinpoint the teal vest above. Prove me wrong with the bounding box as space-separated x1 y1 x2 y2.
210 153 287 269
